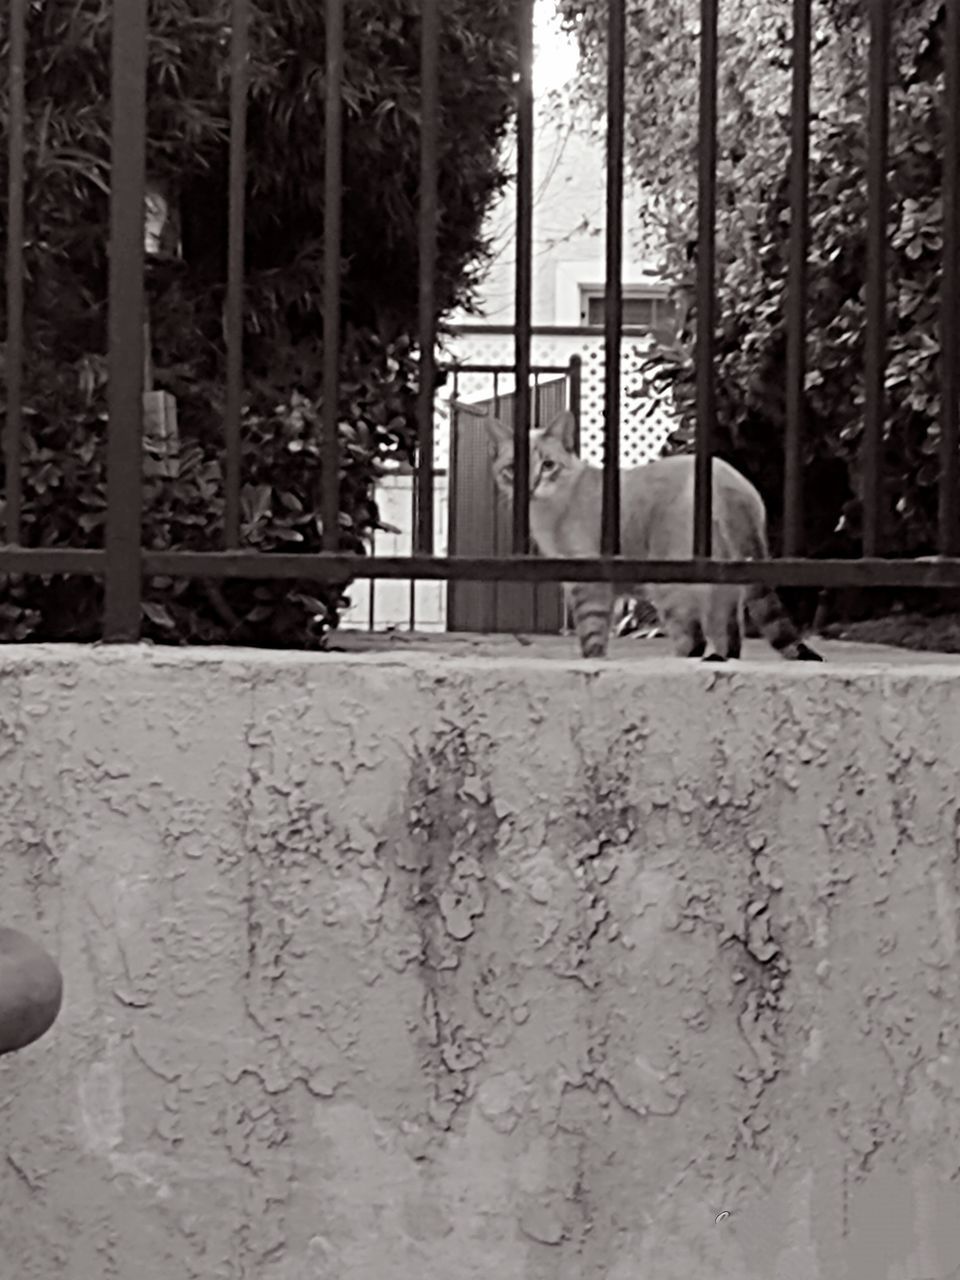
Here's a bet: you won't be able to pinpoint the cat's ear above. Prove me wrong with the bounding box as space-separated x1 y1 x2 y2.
543 408 577 452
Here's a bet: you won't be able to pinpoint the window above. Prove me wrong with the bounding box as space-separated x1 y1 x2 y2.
580 288 677 336
585 295 653 327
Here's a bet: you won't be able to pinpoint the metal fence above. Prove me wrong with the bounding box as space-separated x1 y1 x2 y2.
344 356 580 634
2 0 960 643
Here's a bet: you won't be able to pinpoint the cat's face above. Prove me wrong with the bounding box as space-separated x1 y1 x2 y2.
482 408 584 508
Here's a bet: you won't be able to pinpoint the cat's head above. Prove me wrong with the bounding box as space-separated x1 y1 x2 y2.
481 407 585 506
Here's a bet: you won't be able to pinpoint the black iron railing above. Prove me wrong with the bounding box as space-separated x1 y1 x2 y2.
1 0 960 642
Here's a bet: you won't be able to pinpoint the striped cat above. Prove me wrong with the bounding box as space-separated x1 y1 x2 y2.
484 407 822 662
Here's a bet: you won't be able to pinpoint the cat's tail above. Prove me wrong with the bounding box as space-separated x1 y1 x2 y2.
568 583 614 658
738 513 822 662
744 584 822 661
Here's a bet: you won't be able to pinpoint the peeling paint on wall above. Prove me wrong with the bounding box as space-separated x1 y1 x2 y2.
3 645 960 1279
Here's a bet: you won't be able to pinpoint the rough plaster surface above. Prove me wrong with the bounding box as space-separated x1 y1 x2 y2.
3 644 960 1280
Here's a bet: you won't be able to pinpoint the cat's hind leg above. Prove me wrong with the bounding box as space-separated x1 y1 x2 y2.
701 587 741 663
652 589 705 658
745 586 823 661
676 618 706 658
725 601 743 659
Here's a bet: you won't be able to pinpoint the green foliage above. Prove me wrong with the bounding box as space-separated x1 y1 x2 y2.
0 0 522 644
560 0 948 564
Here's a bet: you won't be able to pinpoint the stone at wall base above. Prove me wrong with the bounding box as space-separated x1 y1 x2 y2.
0 926 63 1055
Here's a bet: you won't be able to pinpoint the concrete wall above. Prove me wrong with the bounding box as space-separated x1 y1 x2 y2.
3 645 960 1280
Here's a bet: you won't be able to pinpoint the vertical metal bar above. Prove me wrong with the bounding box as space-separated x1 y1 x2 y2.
693 0 719 559
602 0 626 556
368 531 377 630
143 316 154 391
224 0 249 550
4 0 26 546
446 373 460 630
104 0 148 641
533 370 541 429
512 0 534 554
567 350 581 637
862 0 890 557
940 0 960 556
409 454 417 630
489 369 501 643
322 0 344 552
569 354 582 452
416 0 439 555
783 0 811 557
449 372 461 555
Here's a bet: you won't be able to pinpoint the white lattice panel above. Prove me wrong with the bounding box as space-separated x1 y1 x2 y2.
440 328 677 468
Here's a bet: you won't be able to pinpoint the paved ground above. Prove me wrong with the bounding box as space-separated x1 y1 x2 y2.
336 628 960 667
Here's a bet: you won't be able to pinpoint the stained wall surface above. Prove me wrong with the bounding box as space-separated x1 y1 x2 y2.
2 645 960 1280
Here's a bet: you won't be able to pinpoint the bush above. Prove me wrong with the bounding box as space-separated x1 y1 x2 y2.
649 7 947 559
2 328 421 645
0 0 524 644
563 0 948 598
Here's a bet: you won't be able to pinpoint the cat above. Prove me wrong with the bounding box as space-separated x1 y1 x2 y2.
483 406 822 662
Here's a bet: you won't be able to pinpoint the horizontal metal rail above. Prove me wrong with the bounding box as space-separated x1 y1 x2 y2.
2 546 956 591
0 548 107 574
134 555 960 589
450 324 665 338
445 362 571 377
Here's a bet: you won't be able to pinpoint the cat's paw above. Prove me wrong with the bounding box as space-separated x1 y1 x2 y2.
795 642 823 662
701 652 727 663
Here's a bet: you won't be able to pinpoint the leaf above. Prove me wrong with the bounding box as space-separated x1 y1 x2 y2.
241 483 273 525
142 602 176 630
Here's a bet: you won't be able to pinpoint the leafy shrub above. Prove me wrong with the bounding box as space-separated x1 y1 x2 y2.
563 0 949 610
648 28 947 561
0 0 523 644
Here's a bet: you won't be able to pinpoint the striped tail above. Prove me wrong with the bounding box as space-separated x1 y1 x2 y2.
569 583 614 658
744 584 822 661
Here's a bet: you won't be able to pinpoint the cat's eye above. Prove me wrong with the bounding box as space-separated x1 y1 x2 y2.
541 460 557 475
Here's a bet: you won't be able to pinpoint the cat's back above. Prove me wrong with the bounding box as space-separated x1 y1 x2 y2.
621 454 692 504
623 453 762 506
620 453 766 557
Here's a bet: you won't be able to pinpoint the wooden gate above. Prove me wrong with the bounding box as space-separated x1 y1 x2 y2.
447 376 571 634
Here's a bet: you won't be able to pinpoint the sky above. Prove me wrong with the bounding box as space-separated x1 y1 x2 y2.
534 1 580 97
